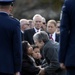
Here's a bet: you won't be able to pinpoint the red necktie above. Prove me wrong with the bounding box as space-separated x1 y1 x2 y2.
49 34 53 40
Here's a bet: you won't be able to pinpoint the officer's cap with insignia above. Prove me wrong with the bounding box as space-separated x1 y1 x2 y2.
0 0 14 5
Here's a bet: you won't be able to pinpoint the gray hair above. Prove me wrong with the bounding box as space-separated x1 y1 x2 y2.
33 31 49 43
20 19 27 26
33 14 43 21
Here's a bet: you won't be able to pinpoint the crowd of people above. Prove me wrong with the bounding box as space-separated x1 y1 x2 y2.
0 0 75 75
20 14 60 43
20 14 67 75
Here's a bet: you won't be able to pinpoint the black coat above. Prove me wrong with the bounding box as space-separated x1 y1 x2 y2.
24 28 35 44
55 34 60 42
21 55 40 75
48 33 60 42
21 32 24 41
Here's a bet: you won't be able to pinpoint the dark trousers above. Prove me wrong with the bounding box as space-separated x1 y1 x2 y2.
66 67 75 75
0 72 13 75
67 69 75 75
58 69 67 75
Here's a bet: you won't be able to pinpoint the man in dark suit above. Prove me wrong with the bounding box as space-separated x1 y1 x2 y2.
47 20 60 42
20 19 30 41
0 0 22 75
33 31 60 75
24 14 43 45
59 0 75 75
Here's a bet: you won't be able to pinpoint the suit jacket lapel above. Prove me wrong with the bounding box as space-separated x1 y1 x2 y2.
32 28 36 34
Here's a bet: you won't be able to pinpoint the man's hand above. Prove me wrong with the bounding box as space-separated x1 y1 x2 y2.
60 63 66 70
39 68 45 75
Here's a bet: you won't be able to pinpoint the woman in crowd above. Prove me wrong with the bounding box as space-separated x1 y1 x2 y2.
21 41 42 75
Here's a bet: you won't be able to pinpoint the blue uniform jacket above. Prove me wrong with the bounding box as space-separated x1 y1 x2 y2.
0 12 22 74
59 0 75 67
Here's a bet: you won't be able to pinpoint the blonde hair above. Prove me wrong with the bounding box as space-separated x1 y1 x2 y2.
47 20 57 27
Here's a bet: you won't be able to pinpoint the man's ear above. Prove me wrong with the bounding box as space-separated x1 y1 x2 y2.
9 5 13 13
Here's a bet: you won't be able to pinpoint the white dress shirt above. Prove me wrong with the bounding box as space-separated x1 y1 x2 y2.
34 27 41 33
21 30 24 33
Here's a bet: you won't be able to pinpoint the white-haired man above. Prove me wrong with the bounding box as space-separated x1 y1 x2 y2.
20 19 30 41
24 14 43 44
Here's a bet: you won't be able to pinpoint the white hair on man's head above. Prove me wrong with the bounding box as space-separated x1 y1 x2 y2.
33 14 43 21
20 19 27 26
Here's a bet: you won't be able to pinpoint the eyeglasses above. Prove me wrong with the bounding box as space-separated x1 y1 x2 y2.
23 24 29 26
57 26 60 28
43 22 46 24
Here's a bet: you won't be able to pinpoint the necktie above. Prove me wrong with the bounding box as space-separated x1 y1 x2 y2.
49 34 53 40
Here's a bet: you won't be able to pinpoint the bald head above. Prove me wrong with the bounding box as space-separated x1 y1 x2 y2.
20 19 28 26
20 19 30 31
